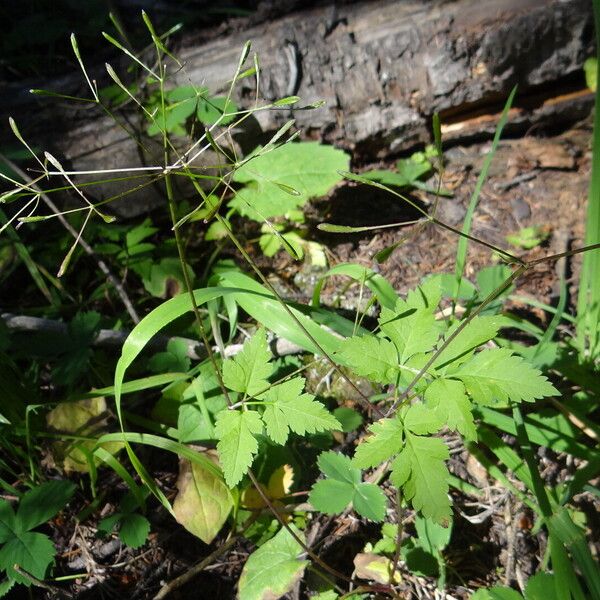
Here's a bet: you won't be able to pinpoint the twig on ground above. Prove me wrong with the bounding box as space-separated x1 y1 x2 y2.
1 312 303 360
504 496 517 587
152 536 238 599
12 564 72 598
494 171 539 191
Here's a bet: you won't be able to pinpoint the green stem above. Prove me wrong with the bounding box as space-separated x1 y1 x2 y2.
216 213 385 418
165 173 232 407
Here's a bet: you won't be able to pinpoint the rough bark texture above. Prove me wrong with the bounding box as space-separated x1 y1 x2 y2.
178 0 592 153
0 0 593 216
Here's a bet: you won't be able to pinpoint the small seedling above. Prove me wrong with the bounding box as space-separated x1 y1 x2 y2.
506 225 550 250
309 451 387 522
97 490 150 549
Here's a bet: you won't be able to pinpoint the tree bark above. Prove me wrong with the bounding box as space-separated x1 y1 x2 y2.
0 0 592 216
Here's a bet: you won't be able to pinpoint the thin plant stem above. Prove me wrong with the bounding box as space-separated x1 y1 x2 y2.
157 50 233 408
0 153 140 323
153 512 259 600
390 488 403 585
386 239 600 416
246 469 349 593
216 214 385 418
164 172 232 407
12 565 71 598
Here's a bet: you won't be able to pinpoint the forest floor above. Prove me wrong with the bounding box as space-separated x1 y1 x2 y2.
19 113 596 600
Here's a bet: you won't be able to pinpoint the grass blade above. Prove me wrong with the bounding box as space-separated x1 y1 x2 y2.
453 87 517 300
70 33 99 102
577 0 600 357
0 207 54 304
311 263 398 309
549 509 600 600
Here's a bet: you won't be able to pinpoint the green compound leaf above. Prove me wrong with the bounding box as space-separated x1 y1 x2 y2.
223 329 272 396
318 451 360 485
0 503 16 544
197 94 237 126
451 348 559 406
391 433 451 526
0 481 75 588
148 338 191 374
338 335 398 384
352 417 404 469
362 150 433 189
425 378 477 441
238 525 308 600
432 315 502 370
141 257 195 299
215 410 263 487
230 142 350 220
17 480 76 532
0 532 55 584
146 86 236 135
379 301 440 362
262 377 340 445
506 225 549 250
309 452 386 521
352 483 387 522
118 513 150 549
403 404 444 435
309 479 354 514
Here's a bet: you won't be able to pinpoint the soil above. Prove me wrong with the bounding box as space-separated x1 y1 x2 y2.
268 117 592 316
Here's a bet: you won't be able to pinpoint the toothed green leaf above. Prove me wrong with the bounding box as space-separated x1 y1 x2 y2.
337 336 399 383
352 417 404 469
432 315 502 370
238 525 308 600
309 452 387 521
223 329 272 396
230 142 350 220
352 483 387 522
425 378 477 441
379 300 440 362
451 348 559 406
215 410 263 487
390 433 451 526
118 513 151 549
317 451 359 485
403 404 444 435
309 479 354 514
262 377 340 445
0 532 55 584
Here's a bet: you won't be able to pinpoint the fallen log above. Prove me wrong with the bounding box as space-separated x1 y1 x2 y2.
1 312 304 360
0 0 592 216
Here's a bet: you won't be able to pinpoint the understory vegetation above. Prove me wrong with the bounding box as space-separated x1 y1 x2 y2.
1 6 599 600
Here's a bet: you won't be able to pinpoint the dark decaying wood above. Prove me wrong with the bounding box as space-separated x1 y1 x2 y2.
0 0 593 216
